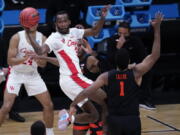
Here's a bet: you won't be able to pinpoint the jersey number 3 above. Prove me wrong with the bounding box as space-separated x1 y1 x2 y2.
119 81 125 96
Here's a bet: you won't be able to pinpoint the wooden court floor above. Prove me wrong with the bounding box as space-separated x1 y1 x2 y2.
0 104 180 135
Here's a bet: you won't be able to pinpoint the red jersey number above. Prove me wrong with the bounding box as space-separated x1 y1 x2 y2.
119 81 125 96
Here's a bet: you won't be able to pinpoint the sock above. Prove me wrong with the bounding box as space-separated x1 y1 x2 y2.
46 128 54 135
71 115 75 123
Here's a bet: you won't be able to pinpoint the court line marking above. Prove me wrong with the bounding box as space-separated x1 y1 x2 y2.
142 129 176 133
147 115 180 132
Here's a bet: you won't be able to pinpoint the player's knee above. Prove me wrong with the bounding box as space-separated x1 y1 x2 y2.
49 102 54 110
1 103 12 113
43 102 54 111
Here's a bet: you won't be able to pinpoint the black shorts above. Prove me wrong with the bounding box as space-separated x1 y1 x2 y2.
107 115 141 135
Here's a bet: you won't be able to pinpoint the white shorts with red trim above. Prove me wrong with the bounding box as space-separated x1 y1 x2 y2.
6 71 47 96
60 73 93 107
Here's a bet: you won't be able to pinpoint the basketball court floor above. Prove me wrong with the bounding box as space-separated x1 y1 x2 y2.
0 104 180 135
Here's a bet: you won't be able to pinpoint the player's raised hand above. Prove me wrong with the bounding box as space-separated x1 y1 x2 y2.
69 105 76 122
150 11 164 29
101 5 110 18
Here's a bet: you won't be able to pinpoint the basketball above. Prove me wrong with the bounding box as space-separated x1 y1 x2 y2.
19 7 40 28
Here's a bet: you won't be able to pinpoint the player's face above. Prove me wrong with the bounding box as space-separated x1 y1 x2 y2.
29 24 38 32
56 14 71 34
23 24 38 33
118 27 130 37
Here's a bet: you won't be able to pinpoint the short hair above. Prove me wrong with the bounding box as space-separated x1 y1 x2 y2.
55 10 69 22
115 48 130 70
119 22 130 30
31 120 46 135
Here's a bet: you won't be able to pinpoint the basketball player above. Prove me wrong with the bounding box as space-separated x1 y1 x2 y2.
69 12 163 135
73 40 105 135
29 39 104 135
26 7 109 125
27 38 105 135
0 7 54 135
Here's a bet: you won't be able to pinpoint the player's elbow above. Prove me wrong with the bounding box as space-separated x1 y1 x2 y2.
91 28 100 36
7 58 14 66
154 52 160 60
157 53 160 60
151 53 160 62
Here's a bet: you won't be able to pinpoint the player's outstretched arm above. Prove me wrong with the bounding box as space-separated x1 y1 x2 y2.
134 12 164 78
84 5 110 37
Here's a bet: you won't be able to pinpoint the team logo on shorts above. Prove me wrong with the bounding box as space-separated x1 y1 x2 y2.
10 86 15 91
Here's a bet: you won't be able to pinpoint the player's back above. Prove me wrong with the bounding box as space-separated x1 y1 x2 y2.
107 69 140 116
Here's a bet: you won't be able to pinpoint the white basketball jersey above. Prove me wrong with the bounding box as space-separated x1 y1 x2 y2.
11 30 43 73
45 28 84 76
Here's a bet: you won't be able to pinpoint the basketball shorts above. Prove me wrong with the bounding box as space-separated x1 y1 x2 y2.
60 73 93 107
6 71 47 96
107 115 141 135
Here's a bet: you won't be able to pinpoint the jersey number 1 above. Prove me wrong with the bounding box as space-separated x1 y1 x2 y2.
119 81 124 96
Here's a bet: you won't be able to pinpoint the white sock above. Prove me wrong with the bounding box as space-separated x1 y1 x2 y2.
71 115 75 124
46 128 54 135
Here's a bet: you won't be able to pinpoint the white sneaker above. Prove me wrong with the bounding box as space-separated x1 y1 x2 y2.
58 109 70 131
139 102 156 110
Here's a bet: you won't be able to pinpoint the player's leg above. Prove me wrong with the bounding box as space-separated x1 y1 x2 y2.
0 72 21 126
60 75 104 124
87 88 107 106
0 89 17 126
125 116 141 135
89 122 103 135
73 102 103 135
25 74 54 135
89 102 103 135
106 116 122 135
74 100 99 124
9 91 25 122
34 91 54 128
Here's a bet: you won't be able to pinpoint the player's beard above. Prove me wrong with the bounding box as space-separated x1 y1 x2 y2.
58 27 69 34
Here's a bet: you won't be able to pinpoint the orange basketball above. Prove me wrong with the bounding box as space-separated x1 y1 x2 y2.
19 7 40 28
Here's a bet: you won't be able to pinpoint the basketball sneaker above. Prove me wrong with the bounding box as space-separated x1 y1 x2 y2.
58 109 70 130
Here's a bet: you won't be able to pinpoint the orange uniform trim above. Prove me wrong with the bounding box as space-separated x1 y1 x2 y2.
73 125 90 130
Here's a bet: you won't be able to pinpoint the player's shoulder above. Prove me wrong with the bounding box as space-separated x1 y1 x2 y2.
48 32 60 38
11 32 20 41
36 31 47 39
70 27 83 33
36 30 43 36
70 27 78 32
